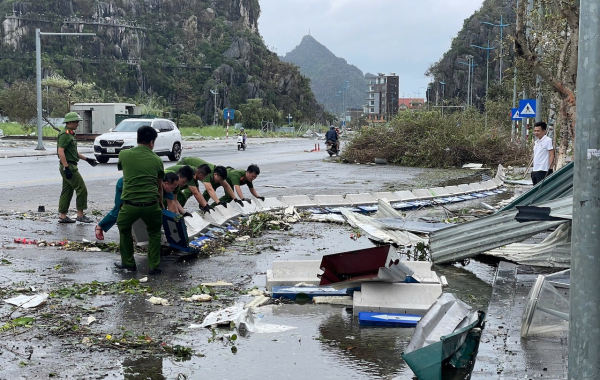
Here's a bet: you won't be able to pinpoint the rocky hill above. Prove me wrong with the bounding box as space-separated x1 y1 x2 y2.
0 0 325 124
426 0 516 108
281 35 366 115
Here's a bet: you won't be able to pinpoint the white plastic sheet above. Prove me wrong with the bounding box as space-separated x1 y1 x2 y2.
4 293 49 309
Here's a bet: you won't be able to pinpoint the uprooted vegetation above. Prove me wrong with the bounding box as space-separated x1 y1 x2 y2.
342 110 529 168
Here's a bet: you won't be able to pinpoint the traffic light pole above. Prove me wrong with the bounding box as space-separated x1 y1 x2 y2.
568 0 600 378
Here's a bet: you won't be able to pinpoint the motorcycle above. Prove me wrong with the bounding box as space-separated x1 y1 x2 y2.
326 140 339 157
237 135 246 151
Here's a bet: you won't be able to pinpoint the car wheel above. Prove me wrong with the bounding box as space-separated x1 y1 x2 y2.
168 142 181 161
96 156 110 164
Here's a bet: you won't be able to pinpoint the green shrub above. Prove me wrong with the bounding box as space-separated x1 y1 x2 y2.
178 114 204 129
342 110 528 168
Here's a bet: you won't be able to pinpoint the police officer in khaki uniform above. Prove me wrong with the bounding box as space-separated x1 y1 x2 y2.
57 112 98 223
115 126 165 275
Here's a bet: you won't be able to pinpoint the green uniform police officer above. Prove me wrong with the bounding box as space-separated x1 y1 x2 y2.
219 164 264 204
115 126 165 275
57 112 98 224
176 157 240 208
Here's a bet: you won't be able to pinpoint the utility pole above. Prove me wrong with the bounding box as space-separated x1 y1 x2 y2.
35 29 95 150
569 0 600 378
471 41 495 128
534 1 543 124
481 15 510 84
512 0 520 141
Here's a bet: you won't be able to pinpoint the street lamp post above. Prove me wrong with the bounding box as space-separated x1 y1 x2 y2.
210 89 218 126
458 56 478 107
439 81 446 116
35 29 96 150
471 41 495 127
481 16 510 84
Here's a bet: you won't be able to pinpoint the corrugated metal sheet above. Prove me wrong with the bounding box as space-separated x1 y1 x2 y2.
484 223 571 268
430 197 572 264
500 162 574 211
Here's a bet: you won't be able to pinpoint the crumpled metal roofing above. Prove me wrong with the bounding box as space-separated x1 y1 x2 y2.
500 162 574 211
430 197 572 264
484 223 571 268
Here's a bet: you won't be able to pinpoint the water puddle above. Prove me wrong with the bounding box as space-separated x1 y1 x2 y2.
118 222 495 379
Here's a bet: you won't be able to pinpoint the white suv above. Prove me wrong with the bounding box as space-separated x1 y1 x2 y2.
93 118 182 163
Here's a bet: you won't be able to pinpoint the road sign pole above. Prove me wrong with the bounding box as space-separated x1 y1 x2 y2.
569 1 600 377
227 119 229 140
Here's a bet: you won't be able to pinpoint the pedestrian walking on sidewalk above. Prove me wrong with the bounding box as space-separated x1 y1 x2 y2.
57 112 98 224
531 121 555 185
115 126 165 275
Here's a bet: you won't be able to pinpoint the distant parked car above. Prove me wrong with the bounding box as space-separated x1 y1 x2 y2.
93 118 182 163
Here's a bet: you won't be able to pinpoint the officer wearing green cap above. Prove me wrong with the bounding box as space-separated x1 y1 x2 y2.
57 112 98 223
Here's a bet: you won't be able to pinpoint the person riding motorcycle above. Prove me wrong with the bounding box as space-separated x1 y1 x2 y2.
239 128 247 144
325 125 339 154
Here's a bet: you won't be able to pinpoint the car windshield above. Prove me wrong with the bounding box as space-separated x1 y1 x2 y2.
113 120 152 132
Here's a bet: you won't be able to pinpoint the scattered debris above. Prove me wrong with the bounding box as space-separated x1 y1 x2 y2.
83 316 97 326
181 294 212 302
4 293 49 309
358 312 421 327
191 303 295 333
245 295 270 309
312 296 353 306
201 280 233 287
267 260 322 291
235 236 251 242
402 294 485 379
147 296 170 306
247 289 265 297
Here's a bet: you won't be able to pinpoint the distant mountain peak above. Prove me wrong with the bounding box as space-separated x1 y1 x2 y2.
282 36 366 113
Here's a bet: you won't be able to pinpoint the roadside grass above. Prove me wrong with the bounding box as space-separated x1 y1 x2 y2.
0 122 60 137
178 126 295 138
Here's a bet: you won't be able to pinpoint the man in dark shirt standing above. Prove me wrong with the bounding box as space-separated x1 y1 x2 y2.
115 126 165 275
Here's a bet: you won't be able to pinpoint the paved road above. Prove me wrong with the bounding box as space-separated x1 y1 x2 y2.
0 138 424 213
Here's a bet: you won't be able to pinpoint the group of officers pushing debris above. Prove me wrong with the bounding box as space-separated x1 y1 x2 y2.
56 112 264 275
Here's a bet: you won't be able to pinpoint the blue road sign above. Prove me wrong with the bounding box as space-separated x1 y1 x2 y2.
511 108 521 121
223 108 235 120
518 99 536 117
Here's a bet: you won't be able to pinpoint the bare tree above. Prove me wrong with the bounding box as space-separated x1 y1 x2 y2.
514 0 579 167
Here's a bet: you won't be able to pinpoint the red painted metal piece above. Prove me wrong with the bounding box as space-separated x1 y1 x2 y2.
318 245 393 286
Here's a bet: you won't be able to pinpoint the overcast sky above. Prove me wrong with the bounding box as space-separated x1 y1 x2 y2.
258 0 485 99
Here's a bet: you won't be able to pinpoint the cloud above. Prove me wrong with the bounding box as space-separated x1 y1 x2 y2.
259 0 484 97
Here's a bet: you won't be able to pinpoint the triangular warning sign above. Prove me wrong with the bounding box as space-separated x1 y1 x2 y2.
521 103 535 115
513 110 520 118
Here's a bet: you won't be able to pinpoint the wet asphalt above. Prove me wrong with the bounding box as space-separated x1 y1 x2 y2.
0 138 497 379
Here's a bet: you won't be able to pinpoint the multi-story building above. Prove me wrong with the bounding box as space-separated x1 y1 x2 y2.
365 73 399 122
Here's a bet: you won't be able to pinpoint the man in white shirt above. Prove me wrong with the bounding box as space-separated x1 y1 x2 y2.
531 121 555 185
